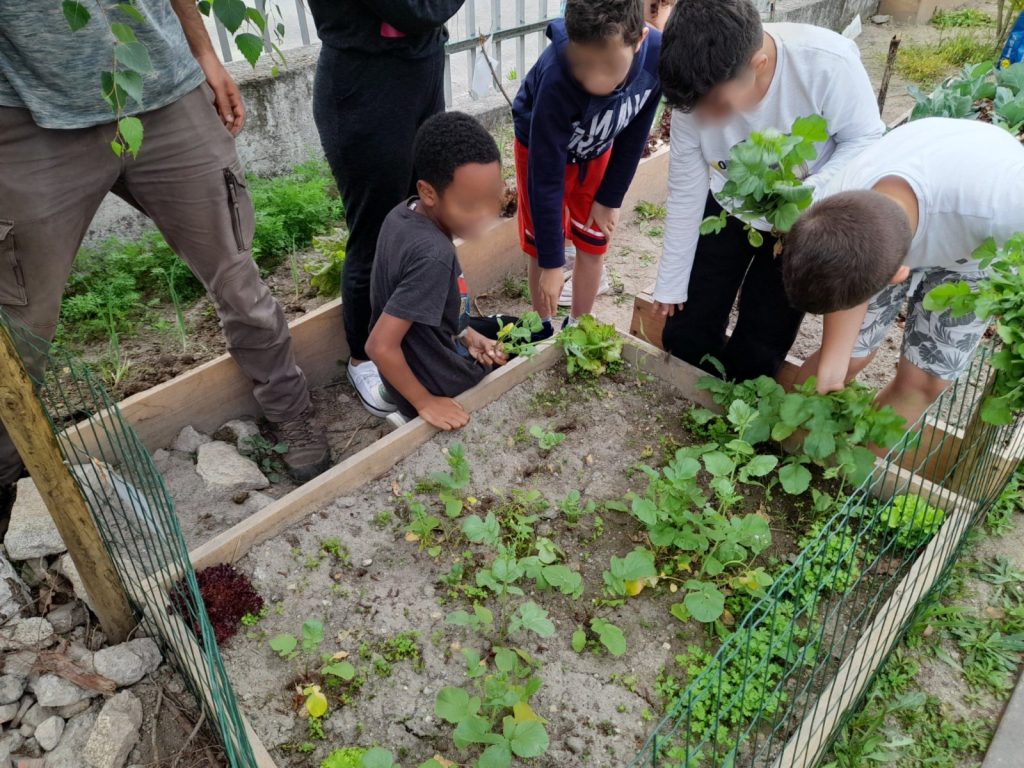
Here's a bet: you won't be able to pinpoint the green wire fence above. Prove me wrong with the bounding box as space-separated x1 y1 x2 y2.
0 311 257 767
628 345 1024 768
2 304 1020 768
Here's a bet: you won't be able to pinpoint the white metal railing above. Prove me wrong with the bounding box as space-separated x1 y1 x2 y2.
207 0 560 108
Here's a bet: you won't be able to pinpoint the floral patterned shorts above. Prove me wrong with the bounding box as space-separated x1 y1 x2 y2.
852 267 990 380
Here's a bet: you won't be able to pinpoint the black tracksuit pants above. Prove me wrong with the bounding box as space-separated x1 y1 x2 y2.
313 44 446 360
662 194 804 382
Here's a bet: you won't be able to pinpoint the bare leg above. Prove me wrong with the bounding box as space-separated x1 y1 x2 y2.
570 251 604 318
527 257 546 316
875 356 950 429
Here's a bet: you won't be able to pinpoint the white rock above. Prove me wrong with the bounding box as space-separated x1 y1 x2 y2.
195 441 269 492
82 691 141 768
42 708 96 768
3 479 65 560
0 674 25 705
2 617 55 649
46 603 87 635
92 638 161 687
35 716 64 751
4 650 37 678
871 13 892 23
0 552 31 626
217 419 261 450
29 674 93 709
170 426 211 454
55 555 94 613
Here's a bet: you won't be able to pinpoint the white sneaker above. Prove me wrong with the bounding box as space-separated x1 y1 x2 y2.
558 266 611 307
386 412 410 429
347 360 397 417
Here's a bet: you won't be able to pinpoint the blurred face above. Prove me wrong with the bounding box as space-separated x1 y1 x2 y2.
566 28 649 97
693 50 770 122
419 161 503 240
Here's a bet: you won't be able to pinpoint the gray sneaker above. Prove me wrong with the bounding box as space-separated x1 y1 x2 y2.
268 408 331 483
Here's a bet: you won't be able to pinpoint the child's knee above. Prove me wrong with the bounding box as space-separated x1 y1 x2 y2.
892 366 949 401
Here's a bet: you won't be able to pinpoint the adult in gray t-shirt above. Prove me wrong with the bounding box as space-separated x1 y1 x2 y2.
0 1 205 128
0 1 330 526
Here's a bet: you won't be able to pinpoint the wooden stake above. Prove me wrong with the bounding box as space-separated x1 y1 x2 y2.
877 34 902 115
0 324 134 641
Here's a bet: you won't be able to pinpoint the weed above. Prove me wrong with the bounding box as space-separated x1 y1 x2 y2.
634 200 667 221
241 606 269 627
320 537 351 565
372 510 393 529
240 434 289 483
896 34 998 85
931 7 993 28
501 275 531 302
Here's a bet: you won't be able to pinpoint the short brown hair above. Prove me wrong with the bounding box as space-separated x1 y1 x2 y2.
565 0 646 47
783 191 913 314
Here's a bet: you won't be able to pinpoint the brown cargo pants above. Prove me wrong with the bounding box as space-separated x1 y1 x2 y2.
0 84 310 486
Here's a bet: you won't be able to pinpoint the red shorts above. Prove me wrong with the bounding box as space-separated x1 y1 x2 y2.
514 138 612 261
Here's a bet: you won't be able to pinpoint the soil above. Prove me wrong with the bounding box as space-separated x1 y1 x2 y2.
221 362 815 768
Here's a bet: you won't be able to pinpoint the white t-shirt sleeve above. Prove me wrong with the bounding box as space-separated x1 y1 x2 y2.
653 110 709 305
806 42 885 192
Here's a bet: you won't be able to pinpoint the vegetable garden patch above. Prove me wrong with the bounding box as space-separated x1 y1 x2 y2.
205 329 976 768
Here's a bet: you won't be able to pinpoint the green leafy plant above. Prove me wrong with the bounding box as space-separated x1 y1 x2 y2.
699 115 829 247
307 230 348 297
529 425 565 453
931 8 994 28
496 312 544 358
240 434 289 483
422 442 472 518
924 234 1024 424
589 618 627 656
880 494 947 549
268 618 324 661
910 61 1024 135
557 314 623 377
897 35 999 85
434 647 550 768
634 200 667 221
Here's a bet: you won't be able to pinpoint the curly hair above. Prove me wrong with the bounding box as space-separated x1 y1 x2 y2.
565 0 646 47
783 191 914 314
413 111 501 194
659 0 764 112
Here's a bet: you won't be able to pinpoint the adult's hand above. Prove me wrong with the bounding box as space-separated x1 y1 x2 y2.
198 54 246 136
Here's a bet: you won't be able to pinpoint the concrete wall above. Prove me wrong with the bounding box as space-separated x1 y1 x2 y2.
85 0 877 246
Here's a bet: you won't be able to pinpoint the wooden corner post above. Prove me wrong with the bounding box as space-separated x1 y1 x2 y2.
0 325 135 642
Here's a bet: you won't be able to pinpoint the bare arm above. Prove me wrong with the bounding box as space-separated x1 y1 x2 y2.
366 313 469 430
170 0 246 134
795 303 869 392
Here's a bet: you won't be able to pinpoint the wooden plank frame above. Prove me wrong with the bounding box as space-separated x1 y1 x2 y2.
148 331 1001 767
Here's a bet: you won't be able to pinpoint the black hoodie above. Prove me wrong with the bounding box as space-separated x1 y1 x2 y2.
306 0 465 58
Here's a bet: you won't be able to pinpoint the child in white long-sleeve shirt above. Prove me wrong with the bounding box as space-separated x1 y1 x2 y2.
652 0 884 381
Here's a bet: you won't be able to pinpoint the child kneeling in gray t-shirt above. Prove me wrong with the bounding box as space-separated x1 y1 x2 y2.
366 112 511 431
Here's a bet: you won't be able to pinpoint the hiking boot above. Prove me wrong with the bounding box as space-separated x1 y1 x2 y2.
347 360 397 418
268 408 331 483
0 482 16 541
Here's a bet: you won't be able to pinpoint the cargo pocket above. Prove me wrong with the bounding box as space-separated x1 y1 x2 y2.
223 167 255 252
0 221 27 307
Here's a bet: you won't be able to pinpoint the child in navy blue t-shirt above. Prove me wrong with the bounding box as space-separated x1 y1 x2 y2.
513 0 661 333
